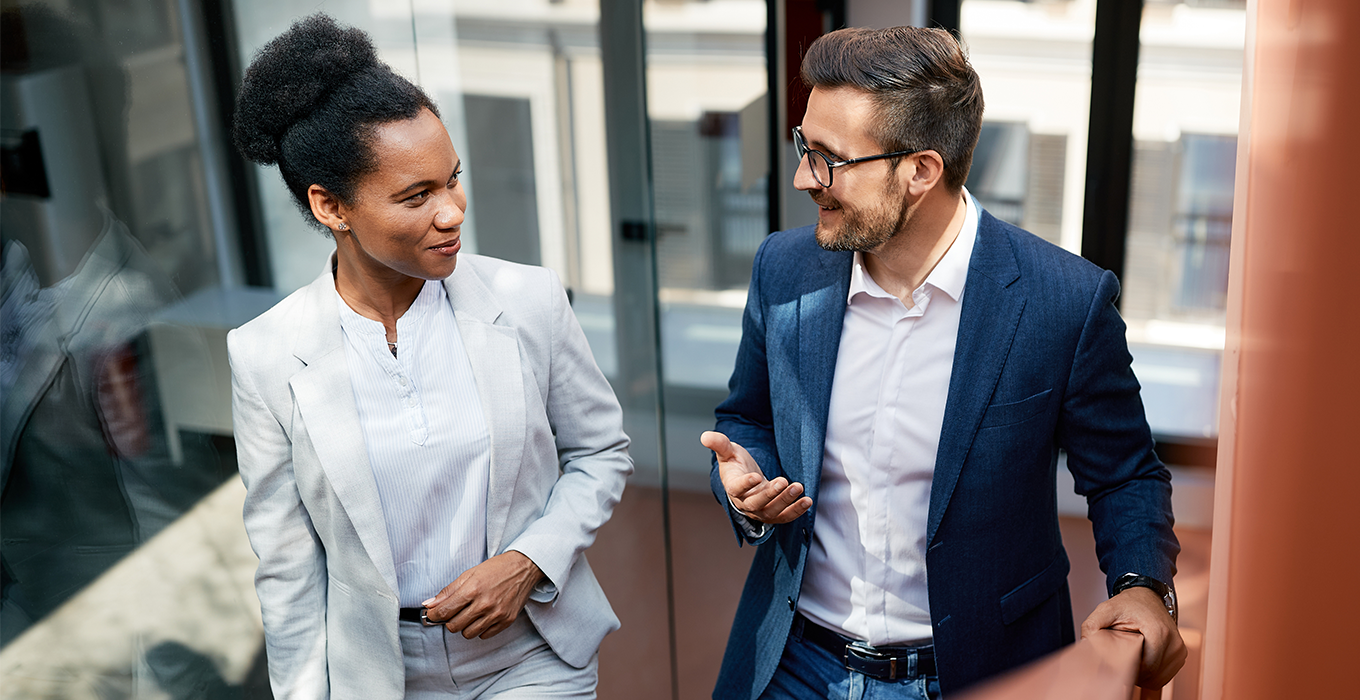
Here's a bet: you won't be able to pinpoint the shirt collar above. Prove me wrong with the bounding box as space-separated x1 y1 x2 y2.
335 278 446 337
847 187 979 305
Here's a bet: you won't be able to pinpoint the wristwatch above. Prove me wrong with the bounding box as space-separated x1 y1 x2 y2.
1113 573 1178 625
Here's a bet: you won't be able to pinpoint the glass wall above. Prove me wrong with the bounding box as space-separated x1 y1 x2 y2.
1 0 675 696
2 0 259 694
1122 0 1245 441
960 0 1097 253
642 1 768 697
1 1 1242 697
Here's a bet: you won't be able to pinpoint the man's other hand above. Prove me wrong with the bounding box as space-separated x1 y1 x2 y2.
701 430 812 524
1080 585 1187 688
422 551 544 639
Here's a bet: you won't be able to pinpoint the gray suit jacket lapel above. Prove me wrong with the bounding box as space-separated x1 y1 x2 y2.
443 269 526 557
288 268 400 595
927 211 1026 545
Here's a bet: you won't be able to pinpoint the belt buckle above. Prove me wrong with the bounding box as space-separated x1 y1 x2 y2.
847 640 891 661
419 607 443 627
846 640 902 680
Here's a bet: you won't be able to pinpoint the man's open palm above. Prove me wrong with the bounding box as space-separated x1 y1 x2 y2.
701 431 812 524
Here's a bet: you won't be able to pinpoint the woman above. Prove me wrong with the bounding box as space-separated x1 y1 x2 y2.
228 15 631 699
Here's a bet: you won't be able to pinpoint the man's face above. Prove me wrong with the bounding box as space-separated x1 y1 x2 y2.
795 87 911 252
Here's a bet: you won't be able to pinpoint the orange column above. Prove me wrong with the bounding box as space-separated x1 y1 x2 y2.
1201 0 1360 698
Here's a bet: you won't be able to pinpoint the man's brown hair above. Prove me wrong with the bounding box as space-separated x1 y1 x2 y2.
801 26 984 191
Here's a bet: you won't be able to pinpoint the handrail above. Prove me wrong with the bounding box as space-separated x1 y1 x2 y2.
954 629 1161 700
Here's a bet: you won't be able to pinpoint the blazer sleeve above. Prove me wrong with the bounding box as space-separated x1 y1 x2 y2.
228 331 330 700
504 270 633 597
712 236 782 546
1056 270 1179 592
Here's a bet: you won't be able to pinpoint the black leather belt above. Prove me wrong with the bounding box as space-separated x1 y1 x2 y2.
399 607 445 626
795 614 936 681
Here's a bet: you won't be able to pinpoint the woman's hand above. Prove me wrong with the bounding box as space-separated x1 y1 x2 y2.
422 551 545 639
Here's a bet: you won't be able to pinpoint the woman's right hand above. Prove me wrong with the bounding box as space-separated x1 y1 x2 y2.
422 551 545 639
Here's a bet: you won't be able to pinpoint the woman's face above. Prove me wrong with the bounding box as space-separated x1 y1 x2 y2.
335 108 466 282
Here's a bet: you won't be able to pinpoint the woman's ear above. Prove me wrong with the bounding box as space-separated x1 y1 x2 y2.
308 184 347 233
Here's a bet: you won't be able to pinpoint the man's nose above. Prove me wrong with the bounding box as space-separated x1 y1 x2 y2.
793 153 820 192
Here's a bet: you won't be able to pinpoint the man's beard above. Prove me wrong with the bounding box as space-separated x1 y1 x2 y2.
811 185 909 253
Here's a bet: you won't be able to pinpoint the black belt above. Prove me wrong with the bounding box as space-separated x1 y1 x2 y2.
795 614 936 681
399 607 445 626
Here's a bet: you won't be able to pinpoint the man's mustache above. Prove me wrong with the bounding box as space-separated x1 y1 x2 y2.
810 192 840 209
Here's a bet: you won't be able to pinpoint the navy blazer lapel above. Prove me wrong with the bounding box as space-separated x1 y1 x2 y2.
928 211 1026 545
795 248 852 503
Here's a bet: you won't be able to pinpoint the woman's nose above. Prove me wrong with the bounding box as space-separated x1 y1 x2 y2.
434 189 465 229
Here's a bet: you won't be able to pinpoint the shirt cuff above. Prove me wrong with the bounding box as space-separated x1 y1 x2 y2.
727 494 769 540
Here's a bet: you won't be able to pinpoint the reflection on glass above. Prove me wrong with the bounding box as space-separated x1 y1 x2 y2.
966 121 1029 232
644 0 769 483
960 0 1096 253
1 1 243 692
641 1 768 699
1123 0 1245 439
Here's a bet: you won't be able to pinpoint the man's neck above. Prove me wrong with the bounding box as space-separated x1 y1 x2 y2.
862 190 968 305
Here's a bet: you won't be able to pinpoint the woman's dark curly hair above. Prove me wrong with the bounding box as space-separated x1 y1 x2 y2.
232 14 439 229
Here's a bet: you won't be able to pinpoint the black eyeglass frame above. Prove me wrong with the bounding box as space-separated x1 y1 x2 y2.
792 125 940 189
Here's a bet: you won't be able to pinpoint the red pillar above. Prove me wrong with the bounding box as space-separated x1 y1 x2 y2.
1202 0 1360 697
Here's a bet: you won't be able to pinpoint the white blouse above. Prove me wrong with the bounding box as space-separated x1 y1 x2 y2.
337 279 491 607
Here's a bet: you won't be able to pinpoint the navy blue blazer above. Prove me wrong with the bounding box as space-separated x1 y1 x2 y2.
710 210 1179 698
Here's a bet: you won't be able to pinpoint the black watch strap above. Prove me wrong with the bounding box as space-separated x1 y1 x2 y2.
1113 573 1178 624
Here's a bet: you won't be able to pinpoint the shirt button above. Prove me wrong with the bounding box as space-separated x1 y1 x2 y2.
398 376 408 387
407 398 417 408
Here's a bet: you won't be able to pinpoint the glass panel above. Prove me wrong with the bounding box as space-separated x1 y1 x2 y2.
960 0 1097 253
1 0 256 692
2 0 673 695
1122 0 1246 439
436 2 671 696
641 0 769 695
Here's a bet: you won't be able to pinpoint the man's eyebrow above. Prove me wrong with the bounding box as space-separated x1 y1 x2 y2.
806 134 843 157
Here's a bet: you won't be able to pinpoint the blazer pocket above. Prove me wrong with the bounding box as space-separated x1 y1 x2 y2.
999 551 1070 625
979 389 1052 430
330 577 354 598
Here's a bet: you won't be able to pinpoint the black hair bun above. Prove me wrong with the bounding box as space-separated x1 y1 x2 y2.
233 14 380 165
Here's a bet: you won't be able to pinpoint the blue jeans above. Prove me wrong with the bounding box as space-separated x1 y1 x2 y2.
758 622 941 700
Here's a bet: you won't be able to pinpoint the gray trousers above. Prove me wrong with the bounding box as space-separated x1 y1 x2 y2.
399 615 597 698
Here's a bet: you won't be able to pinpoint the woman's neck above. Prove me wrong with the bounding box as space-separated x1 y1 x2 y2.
332 251 425 334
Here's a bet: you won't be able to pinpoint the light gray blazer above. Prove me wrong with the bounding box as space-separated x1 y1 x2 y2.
228 254 632 699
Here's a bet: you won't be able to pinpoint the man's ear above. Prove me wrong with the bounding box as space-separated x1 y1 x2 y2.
904 150 947 198
307 184 347 233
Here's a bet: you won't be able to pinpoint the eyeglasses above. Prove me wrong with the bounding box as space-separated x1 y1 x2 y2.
792 126 934 189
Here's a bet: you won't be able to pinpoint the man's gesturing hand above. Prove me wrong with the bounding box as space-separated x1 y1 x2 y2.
1080 585 1187 689
422 550 544 639
701 430 811 524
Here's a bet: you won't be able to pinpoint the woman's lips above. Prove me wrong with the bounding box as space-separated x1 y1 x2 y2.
429 238 461 256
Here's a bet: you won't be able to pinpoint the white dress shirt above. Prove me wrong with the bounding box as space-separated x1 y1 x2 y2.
337 279 491 608
797 193 979 645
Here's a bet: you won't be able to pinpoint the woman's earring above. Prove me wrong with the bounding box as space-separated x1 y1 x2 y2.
337 223 348 231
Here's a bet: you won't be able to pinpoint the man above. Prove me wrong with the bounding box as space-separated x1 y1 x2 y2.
701 26 1184 700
